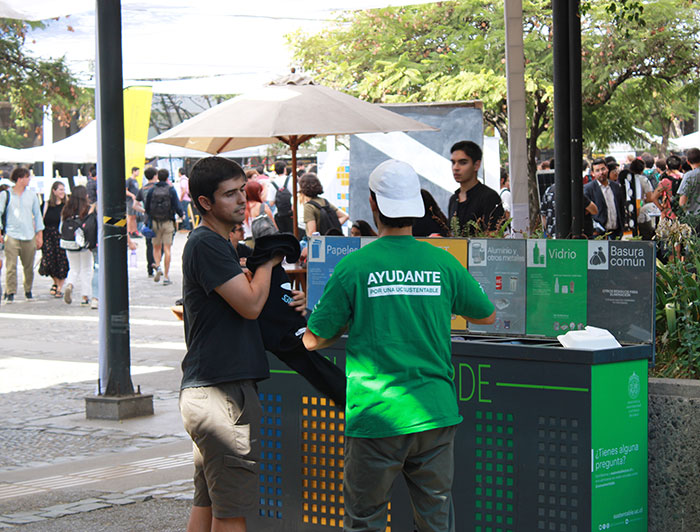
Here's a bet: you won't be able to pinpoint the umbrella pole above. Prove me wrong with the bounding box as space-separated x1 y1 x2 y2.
278 134 312 240
291 139 299 239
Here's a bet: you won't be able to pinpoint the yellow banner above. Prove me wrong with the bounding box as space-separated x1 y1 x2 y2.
123 86 153 183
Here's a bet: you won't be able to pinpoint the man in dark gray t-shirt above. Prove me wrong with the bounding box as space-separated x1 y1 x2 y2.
180 157 284 532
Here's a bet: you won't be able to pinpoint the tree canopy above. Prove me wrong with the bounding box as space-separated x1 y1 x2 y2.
289 0 700 221
0 19 91 147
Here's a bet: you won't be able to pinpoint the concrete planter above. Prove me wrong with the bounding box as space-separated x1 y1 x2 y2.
648 377 700 532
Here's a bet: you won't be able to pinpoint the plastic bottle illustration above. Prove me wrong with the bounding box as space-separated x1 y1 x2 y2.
311 238 322 259
554 277 559 293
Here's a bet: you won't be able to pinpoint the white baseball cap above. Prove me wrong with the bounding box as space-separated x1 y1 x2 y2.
369 160 424 218
0 178 13 187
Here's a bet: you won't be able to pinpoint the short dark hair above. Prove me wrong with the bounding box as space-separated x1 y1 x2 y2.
450 140 482 163
157 168 170 182
499 167 509 187
687 148 700 165
655 158 666 172
190 157 246 212
666 154 682 171
131 166 140 173
592 158 607 168
178 167 185 175
274 161 286 175
88 166 97 178
10 167 29 182
144 167 157 180
299 173 323 198
370 190 414 228
629 158 645 175
641 152 654 169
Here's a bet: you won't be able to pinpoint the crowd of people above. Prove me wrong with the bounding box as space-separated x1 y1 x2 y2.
0 162 192 306
539 148 700 244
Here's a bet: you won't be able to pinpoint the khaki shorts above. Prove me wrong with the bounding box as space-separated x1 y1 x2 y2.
151 219 175 246
179 381 262 519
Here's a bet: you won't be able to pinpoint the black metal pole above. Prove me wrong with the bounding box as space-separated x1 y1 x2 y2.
569 0 583 237
553 0 571 238
96 0 134 396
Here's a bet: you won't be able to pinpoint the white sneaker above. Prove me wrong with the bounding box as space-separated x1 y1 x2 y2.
64 284 73 305
90 297 98 309
154 267 162 283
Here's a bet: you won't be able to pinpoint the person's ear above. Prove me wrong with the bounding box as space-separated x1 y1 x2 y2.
369 193 378 213
474 159 482 173
197 195 212 213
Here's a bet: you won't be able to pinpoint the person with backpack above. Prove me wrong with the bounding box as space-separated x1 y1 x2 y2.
269 173 294 233
299 172 348 236
653 154 684 221
136 166 158 277
0 167 44 303
145 168 183 286
60 186 95 306
243 179 277 241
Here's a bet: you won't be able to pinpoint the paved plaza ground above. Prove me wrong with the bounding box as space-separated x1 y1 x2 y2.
0 231 197 529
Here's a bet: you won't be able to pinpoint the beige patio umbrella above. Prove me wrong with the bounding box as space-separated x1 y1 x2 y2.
152 71 437 237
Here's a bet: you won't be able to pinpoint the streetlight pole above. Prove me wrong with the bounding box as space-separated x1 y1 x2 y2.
86 0 152 419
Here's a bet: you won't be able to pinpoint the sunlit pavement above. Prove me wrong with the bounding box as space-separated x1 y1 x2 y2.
0 231 196 530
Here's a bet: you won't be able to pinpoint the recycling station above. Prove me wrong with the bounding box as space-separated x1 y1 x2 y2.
251 237 654 531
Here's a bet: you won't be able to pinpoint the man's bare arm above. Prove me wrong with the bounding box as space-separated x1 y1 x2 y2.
215 256 282 319
463 309 497 325
680 194 688 207
303 326 347 351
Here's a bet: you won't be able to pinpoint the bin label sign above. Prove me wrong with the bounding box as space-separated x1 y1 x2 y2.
469 239 526 335
526 240 588 336
587 241 655 344
306 236 361 311
591 360 648 531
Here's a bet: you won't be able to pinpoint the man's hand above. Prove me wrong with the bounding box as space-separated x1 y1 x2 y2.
289 289 307 316
35 232 43 250
268 253 284 267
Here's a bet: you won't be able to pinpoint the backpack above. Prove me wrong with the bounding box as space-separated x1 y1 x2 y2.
149 185 173 221
660 173 683 216
0 190 8 236
307 199 342 235
81 211 98 250
60 215 86 250
271 175 292 216
251 213 278 239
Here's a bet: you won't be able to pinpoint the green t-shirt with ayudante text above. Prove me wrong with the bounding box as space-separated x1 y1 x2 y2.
307 236 494 438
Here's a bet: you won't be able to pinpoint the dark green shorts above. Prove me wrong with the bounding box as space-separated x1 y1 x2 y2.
343 425 457 532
